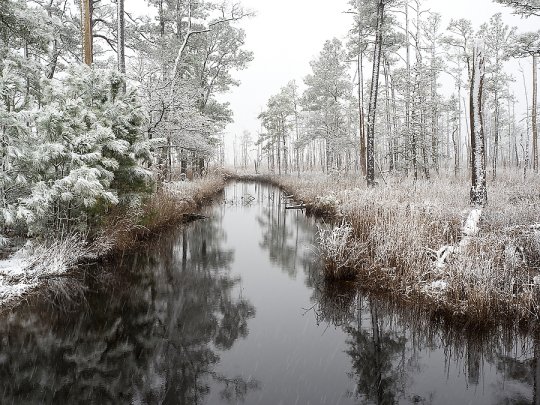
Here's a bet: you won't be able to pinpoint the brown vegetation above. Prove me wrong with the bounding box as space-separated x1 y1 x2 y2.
92 174 227 257
231 169 540 325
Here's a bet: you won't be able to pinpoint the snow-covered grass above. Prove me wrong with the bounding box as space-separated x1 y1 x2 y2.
0 235 91 309
234 169 540 324
317 221 366 279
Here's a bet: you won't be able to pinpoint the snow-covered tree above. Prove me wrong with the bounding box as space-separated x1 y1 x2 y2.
302 39 354 173
478 14 516 179
21 66 151 234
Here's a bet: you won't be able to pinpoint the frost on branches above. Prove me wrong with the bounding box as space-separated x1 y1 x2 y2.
0 66 152 237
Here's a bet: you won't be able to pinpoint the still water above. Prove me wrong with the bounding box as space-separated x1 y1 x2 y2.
0 182 538 404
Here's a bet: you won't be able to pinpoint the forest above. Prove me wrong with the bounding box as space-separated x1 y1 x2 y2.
4 1 540 404
1 0 540 321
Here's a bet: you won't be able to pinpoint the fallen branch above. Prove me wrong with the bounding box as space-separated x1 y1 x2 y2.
433 208 483 269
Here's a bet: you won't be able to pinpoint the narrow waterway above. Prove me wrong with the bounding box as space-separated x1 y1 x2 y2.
0 182 538 404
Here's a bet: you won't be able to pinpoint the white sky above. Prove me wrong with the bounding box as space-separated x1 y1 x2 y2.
221 0 538 161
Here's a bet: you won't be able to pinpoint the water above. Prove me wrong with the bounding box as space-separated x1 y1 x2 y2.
0 182 538 404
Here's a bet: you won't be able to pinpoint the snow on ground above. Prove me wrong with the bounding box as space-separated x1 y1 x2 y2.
0 249 35 306
0 236 89 308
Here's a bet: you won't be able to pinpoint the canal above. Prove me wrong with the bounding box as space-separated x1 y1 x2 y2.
0 182 537 404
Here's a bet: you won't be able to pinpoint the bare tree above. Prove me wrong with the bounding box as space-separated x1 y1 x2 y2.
470 43 487 207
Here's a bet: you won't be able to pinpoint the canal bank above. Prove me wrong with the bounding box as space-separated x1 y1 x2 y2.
227 171 540 327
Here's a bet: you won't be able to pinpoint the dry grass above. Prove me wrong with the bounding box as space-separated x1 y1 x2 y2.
92 173 227 256
233 169 540 324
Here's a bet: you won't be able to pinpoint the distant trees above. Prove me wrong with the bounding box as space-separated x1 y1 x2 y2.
478 14 515 179
258 86 293 174
497 0 540 175
254 0 538 208
511 33 540 172
302 39 354 173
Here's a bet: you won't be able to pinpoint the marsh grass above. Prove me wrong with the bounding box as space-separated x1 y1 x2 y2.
233 169 540 324
93 174 227 256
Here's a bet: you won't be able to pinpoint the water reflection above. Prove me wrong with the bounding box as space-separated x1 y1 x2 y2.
0 182 539 404
256 185 318 279
310 278 540 404
0 202 257 404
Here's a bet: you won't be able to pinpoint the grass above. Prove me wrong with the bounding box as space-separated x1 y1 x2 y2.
92 173 227 256
229 168 540 325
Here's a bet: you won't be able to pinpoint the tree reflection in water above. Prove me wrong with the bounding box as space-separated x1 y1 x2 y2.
2 181 540 405
251 180 540 404
0 207 258 404
308 272 540 404
255 184 319 279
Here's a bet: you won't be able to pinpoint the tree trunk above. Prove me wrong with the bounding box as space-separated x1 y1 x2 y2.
358 52 367 177
277 135 281 175
82 0 93 65
470 44 487 207
366 0 385 187
404 0 411 177
117 0 125 74
533 54 538 173
493 90 500 181
383 59 393 171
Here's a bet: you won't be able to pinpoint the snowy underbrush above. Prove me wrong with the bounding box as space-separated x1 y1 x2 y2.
0 174 227 310
317 221 366 279
0 235 91 308
253 170 540 323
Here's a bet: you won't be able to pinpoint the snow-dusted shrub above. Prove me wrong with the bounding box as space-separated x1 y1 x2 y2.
314 193 340 215
317 221 366 279
19 66 154 234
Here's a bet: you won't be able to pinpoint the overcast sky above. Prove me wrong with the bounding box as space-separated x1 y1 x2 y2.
220 0 538 161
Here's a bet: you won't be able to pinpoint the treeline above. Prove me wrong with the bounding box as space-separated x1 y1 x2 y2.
0 0 251 239
254 0 539 203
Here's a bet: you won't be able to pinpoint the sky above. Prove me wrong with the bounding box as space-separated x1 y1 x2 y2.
220 0 538 162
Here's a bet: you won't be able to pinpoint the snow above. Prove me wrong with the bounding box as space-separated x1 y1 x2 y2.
435 245 454 269
462 208 482 237
0 256 28 277
0 251 33 306
435 208 483 264
0 235 90 308
422 280 448 296
430 280 448 291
